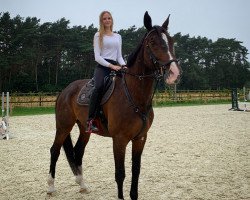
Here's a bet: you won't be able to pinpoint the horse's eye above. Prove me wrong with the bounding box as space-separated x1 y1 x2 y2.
150 41 155 45
149 38 155 46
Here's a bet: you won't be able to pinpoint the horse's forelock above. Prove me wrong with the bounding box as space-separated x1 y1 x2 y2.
127 27 168 68
152 25 169 37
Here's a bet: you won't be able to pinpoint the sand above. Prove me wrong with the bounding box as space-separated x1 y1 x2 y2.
0 104 249 200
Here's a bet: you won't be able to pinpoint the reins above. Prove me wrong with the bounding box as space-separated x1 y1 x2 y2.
115 26 178 139
120 70 157 140
120 69 161 116
118 67 162 140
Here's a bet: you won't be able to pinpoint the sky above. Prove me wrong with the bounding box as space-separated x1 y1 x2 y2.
1 0 250 60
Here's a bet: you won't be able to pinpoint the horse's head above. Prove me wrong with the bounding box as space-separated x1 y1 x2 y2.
143 11 181 85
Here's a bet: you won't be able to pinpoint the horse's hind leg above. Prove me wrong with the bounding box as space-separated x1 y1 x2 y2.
63 134 78 175
73 121 91 192
47 129 69 194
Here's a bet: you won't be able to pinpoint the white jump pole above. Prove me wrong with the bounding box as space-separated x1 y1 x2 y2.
1 92 10 140
6 92 10 140
1 92 4 117
6 92 9 120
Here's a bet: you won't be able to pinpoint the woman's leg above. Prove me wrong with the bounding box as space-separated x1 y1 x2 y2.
87 66 110 132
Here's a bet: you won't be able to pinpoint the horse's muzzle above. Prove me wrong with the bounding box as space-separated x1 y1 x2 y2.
165 61 181 85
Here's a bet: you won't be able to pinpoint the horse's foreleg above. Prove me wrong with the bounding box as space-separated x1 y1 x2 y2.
74 122 91 193
113 138 128 200
130 136 147 200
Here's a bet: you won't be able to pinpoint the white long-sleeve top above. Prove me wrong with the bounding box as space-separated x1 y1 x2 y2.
93 32 126 67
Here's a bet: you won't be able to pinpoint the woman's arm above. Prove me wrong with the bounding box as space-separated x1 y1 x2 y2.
117 34 126 66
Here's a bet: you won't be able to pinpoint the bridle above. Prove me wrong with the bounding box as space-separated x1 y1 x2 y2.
117 27 180 139
145 27 179 77
122 27 179 80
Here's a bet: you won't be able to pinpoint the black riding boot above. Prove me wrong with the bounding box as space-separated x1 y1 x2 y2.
86 87 102 133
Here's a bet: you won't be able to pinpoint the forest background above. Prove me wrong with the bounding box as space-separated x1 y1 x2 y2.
1 12 250 93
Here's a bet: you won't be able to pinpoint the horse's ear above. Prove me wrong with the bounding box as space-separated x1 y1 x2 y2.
162 14 170 30
144 11 152 31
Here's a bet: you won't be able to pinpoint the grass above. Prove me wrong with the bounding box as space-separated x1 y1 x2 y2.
11 107 55 116
154 99 231 107
9 100 231 116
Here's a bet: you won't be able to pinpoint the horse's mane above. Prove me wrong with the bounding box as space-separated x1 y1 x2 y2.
126 26 165 68
126 33 147 68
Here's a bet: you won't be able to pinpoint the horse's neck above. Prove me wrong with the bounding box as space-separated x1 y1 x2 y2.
126 61 155 107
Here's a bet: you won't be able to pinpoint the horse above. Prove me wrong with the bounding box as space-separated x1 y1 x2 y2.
47 11 181 200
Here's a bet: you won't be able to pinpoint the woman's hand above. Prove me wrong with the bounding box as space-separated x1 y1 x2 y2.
109 64 122 71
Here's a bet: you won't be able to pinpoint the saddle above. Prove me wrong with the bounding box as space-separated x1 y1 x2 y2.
77 75 116 106
77 75 116 136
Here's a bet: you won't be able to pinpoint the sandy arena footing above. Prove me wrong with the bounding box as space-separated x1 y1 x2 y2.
0 104 249 200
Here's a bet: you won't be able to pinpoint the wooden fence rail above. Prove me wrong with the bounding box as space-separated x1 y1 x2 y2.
0 90 236 108
8 92 59 108
153 90 232 104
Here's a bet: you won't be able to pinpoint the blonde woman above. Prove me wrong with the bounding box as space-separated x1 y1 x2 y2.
87 11 126 132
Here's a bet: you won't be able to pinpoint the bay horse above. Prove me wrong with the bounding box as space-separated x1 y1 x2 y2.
47 11 181 200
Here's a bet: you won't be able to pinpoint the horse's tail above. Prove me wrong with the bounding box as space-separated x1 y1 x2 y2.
63 134 78 175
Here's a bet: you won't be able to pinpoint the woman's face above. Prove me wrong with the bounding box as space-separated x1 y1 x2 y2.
102 12 112 29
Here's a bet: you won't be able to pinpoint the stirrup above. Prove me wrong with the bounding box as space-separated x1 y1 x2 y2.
86 120 99 133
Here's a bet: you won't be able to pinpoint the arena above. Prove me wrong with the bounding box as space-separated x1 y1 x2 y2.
0 104 249 200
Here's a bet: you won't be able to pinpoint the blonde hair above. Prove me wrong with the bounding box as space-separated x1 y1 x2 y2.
98 11 113 49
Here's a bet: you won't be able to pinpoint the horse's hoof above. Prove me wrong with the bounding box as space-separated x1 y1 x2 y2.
47 186 56 195
47 185 56 196
75 175 90 193
45 192 56 200
79 187 91 193
47 174 55 195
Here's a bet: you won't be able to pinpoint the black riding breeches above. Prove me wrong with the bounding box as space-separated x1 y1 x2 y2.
94 66 111 90
88 59 117 120
93 59 117 90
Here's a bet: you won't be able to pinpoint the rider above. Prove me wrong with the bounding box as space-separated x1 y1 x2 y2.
86 11 126 133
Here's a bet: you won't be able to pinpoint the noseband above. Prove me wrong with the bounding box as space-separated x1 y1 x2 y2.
146 44 178 74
